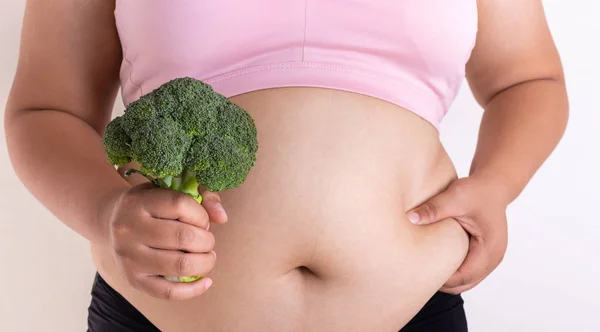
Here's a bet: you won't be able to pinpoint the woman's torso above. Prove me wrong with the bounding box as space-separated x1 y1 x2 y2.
92 88 468 331
92 1 476 330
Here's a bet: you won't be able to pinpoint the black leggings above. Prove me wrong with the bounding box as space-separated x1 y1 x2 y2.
88 273 468 332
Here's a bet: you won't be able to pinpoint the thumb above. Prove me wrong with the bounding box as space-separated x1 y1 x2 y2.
406 190 458 225
200 190 228 224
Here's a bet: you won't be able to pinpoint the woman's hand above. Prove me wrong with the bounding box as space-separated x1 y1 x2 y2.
406 176 509 294
105 179 227 301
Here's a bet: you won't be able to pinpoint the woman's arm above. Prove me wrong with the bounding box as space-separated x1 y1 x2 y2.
406 0 568 294
466 0 569 203
4 0 129 246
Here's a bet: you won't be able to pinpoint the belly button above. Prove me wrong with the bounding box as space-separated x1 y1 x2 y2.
296 265 318 279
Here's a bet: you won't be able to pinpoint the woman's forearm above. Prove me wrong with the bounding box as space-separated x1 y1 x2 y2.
5 109 131 246
469 78 569 204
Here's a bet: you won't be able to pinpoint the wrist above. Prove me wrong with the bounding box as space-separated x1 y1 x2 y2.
93 184 130 247
468 168 521 206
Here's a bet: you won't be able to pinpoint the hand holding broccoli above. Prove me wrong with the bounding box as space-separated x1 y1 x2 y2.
102 77 258 297
106 182 218 300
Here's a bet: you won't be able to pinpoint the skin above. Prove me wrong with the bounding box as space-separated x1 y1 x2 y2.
4 0 567 330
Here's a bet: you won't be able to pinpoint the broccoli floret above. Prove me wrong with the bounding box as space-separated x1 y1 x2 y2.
187 134 257 192
131 118 192 179
103 77 258 282
103 116 132 166
104 76 258 198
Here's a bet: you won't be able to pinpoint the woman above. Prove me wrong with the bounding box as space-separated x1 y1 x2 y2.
4 0 568 331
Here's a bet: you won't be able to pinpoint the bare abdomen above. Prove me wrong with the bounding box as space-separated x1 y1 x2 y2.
91 87 468 331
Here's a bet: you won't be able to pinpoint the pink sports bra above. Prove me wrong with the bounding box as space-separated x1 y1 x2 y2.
114 0 478 130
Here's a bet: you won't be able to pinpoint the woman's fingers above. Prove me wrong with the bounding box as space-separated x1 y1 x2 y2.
440 277 484 295
142 218 215 253
140 187 210 230
136 247 217 278
133 274 213 301
440 235 491 294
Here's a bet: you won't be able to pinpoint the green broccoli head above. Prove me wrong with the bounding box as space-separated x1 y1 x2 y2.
103 77 258 193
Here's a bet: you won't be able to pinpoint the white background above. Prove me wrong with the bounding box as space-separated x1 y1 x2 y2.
1 1 599 331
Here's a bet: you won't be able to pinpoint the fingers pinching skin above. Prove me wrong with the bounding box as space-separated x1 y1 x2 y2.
406 186 466 225
440 236 487 293
406 177 510 295
440 227 507 294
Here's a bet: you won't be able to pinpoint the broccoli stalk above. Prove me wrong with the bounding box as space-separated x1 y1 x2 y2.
103 77 258 283
167 169 203 203
125 168 203 204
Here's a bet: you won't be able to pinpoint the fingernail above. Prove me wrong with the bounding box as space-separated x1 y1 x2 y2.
408 212 420 224
204 278 213 290
216 203 228 221
211 250 217 260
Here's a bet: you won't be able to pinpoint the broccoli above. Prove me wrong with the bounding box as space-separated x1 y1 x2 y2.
103 77 258 283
